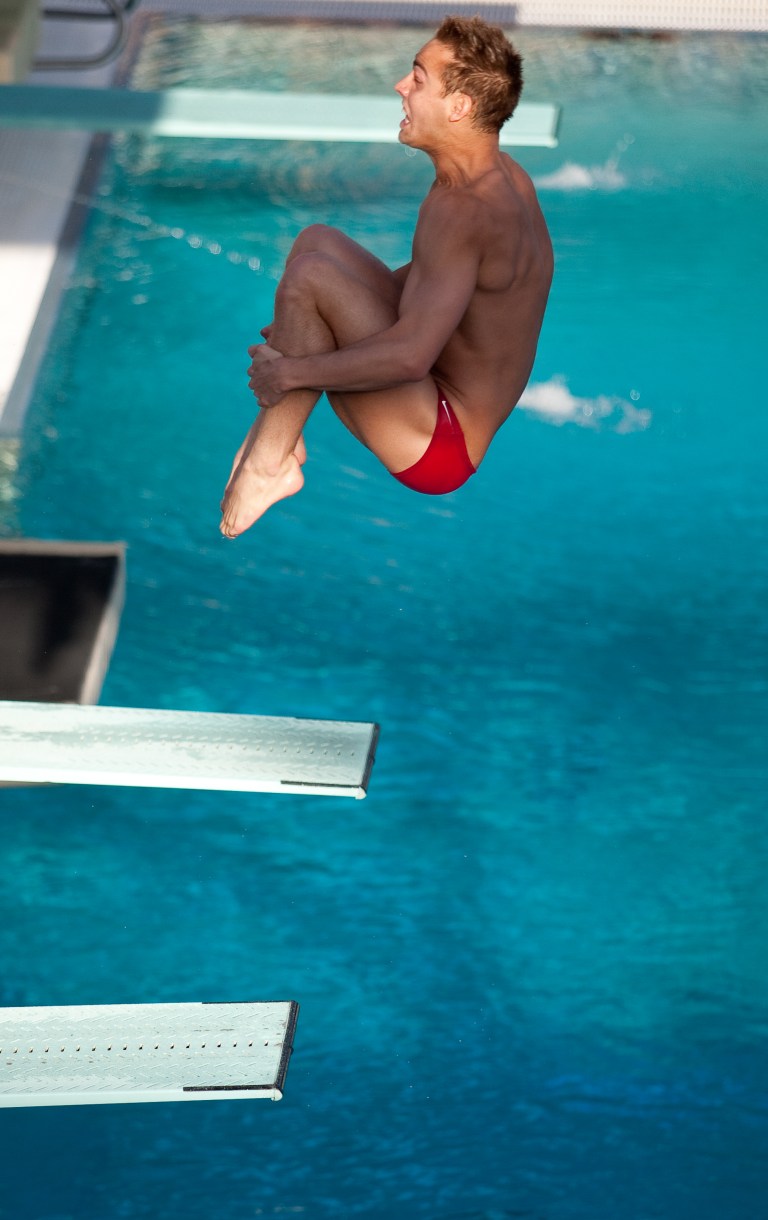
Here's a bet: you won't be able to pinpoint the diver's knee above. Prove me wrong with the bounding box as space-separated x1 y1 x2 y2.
288 224 341 260
278 250 333 301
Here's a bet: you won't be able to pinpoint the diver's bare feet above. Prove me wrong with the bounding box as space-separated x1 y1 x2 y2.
220 454 304 537
222 429 306 509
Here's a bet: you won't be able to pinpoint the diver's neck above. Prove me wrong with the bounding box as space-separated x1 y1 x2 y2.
428 137 502 188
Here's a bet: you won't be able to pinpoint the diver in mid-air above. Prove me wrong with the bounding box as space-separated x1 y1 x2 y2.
220 15 552 537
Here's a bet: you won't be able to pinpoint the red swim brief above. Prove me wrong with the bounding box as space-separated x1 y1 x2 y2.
392 388 476 496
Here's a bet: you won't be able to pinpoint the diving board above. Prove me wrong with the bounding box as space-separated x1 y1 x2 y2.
0 701 378 797
0 85 560 147
0 1001 298 1107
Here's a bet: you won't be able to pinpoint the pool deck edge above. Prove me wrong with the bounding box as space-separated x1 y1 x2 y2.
0 17 117 443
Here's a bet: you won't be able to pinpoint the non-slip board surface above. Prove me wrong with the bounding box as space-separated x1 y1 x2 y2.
0 701 379 796
0 1001 299 1106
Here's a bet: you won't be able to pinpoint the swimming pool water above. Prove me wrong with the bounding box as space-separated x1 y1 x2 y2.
1 22 767 1220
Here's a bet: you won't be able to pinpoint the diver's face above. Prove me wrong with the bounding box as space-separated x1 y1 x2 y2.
395 39 456 149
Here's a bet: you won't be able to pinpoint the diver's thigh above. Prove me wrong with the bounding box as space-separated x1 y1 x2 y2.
327 378 438 473
284 250 400 347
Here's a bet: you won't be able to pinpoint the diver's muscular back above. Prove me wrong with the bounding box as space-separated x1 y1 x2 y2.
426 154 553 446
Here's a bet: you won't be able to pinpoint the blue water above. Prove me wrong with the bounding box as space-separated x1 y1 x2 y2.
2 24 768 1220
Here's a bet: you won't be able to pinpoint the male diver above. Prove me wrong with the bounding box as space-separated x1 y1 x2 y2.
220 15 553 538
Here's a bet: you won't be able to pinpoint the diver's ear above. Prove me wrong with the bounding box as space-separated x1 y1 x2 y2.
448 91 473 124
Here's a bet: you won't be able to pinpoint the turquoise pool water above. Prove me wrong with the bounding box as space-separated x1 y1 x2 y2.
2 22 767 1220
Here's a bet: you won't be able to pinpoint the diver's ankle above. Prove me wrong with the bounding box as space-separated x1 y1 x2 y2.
241 451 292 481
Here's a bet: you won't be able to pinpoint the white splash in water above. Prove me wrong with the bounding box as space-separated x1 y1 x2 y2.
535 133 634 192
518 376 651 433
534 160 627 191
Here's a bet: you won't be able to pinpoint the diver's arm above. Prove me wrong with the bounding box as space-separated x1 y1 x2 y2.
248 199 481 404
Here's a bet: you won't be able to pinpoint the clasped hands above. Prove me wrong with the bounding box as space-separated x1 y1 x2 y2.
247 340 292 409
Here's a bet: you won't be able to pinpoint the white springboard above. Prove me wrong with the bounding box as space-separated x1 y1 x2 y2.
0 701 378 797
0 1001 298 1107
0 85 560 146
